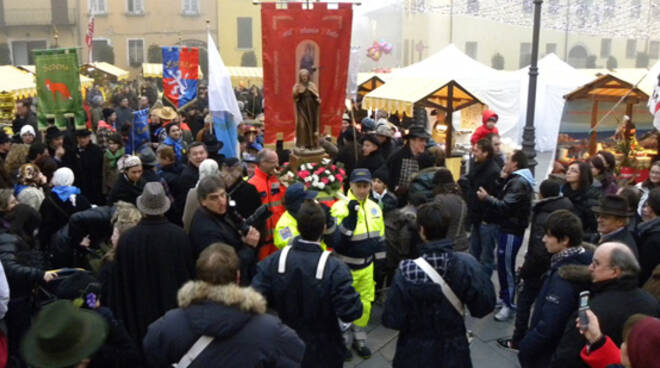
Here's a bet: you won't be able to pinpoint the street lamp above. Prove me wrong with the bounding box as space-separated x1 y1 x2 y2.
522 0 542 175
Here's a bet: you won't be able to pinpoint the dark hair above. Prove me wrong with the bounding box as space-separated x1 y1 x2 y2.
196 243 240 285
570 161 593 191
545 209 583 248
540 179 561 198
27 143 48 161
107 133 124 146
510 150 529 170
486 132 500 141
297 201 326 241
647 187 660 215
417 201 451 241
619 186 642 213
197 176 225 200
642 160 660 189
475 138 493 159
598 151 616 172
166 123 181 136
188 141 207 153
432 168 461 196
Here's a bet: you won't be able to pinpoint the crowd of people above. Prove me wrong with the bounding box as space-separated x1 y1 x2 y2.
0 80 657 368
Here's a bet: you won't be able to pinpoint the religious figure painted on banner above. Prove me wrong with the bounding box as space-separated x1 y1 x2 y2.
295 41 320 89
293 69 321 151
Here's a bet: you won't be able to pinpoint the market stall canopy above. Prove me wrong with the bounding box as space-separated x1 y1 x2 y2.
17 65 95 90
357 73 386 97
82 62 130 81
142 63 204 79
564 73 650 103
362 76 482 116
577 68 656 97
226 66 263 87
0 65 37 98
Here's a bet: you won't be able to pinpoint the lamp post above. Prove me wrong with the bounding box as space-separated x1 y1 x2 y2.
522 0 542 175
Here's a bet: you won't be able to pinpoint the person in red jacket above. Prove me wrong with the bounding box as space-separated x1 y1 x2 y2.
470 109 499 145
248 148 286 260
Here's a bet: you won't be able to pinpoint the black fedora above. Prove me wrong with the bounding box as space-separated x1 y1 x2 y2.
404 126 431 140
592 194 634 217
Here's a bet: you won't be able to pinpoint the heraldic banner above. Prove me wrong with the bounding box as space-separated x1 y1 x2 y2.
261 3 353 144
34 48 86 130
162 47 199 110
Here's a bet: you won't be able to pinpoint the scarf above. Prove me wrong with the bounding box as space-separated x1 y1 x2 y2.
163 136 184 161
13 184 28 196
105 147 125 169
550 246 585 269
52 185 81 203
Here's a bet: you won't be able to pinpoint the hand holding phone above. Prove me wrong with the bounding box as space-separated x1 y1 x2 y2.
578 291 590 331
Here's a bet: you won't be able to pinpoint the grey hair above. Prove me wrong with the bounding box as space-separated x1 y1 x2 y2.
609 245 640 277
197 176 225 201
256 148 275 164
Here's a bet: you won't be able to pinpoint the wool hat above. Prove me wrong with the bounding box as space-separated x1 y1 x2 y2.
45 127 63 142
136 182 171 216
51 167 75 187
21 300 108 368
372 167 389 185
20 125 35 136
117 155 141 172
138 147 158 167
592 194 634 217
360 134 380 148
350 168 372 183
375 124 394 138
198 159 220 182
627 316 660 368
361 117 376 132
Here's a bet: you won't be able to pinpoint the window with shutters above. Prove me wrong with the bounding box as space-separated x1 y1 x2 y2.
128 39 144 66
89 0 107 15
182 0 200 16
127 0 144 15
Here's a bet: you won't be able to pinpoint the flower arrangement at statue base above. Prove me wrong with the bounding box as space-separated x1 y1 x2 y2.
279 158 346 207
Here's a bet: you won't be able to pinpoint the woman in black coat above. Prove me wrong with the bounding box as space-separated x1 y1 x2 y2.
561 161 600 237
39 167 91 248
108 156 145 206
355 134 385 175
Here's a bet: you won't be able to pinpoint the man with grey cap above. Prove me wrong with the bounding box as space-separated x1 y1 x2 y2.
108 182 195 346
374 121 398 160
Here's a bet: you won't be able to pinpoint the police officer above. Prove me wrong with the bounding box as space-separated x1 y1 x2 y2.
331 168 385 359
274 183 337 250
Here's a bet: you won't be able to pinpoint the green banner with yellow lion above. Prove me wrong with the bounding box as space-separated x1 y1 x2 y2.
34 48 86 131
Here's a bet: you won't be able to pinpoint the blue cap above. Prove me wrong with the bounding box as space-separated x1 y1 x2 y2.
350 168 372 183
285 183 318 204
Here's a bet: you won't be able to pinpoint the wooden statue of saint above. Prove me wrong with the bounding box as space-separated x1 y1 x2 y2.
293 69 322 154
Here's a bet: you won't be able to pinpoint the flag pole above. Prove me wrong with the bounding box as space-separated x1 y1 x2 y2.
206 19 214 136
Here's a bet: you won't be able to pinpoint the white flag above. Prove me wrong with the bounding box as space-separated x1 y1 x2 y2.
208 32 242 158
649 72 660 131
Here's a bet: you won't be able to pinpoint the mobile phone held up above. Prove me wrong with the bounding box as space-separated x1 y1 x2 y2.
578 290 590 331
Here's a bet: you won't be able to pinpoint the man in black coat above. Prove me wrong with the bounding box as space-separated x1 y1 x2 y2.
593 194 639 258
189 176 260 285
222 158 262 220
143 243 304 367
500 179 574 350
382 200 495 368
463 138 501 276
383 126 430 198
477 150 534 321
252 201 363 368
637 187 660 284
68 130 105 205
171 142 208 226
550 242 659 368
108 182 194 347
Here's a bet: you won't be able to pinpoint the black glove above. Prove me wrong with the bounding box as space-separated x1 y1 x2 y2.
341 200 360 232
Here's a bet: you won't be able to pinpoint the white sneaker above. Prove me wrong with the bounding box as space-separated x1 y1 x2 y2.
494 306 514 321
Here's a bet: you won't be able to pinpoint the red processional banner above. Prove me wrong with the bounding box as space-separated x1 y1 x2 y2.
261 3 353 145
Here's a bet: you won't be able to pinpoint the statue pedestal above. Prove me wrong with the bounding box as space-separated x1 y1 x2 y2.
290 149 328 173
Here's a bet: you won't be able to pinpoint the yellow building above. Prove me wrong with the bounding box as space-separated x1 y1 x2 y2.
0 0 79 65
217 0 261 67
81 0 218 72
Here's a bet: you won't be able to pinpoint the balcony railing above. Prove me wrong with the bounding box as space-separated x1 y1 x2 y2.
1 7 77 26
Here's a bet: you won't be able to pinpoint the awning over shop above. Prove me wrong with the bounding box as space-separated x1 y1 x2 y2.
0 65 37 99
226 66 263 87
17 65 95 90
142 63 204 79
564 73 650 155
577 68 656 97
82 62 130 81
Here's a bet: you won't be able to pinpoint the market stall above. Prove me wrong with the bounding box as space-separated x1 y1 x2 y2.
0 65 38 99
563 73 653 181
17 65 95 91
363 76 482 178
225 66 263 87
142 63 204 79
81 62 130 83
356 73 386 98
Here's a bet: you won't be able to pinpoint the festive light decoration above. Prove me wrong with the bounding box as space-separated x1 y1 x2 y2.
404 0 660 41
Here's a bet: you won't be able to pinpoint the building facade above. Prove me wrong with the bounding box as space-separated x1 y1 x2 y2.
217 0 261 67
0 0 79 65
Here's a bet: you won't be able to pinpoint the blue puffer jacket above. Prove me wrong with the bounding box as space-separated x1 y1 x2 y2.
382 239 496 368
518 247 593 367
251 237 363 368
